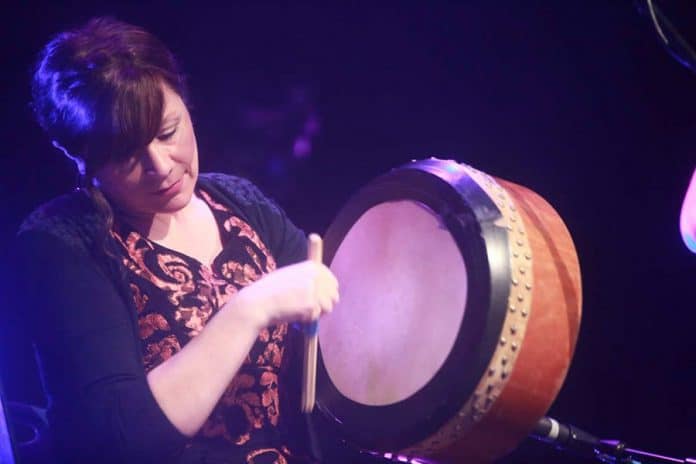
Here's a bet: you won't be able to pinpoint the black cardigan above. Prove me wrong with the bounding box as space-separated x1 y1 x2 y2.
11 173 307 463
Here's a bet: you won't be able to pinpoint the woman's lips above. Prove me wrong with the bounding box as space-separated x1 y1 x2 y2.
154 177 183 196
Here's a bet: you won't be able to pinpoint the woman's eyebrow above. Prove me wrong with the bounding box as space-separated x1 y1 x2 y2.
160 113 181 127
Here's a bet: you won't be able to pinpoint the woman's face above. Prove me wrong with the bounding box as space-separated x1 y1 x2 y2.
94 83 199 218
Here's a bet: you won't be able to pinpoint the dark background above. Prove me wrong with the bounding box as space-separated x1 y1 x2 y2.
1 1 695 463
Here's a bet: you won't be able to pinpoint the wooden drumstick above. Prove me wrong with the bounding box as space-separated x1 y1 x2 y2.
301 233 322 413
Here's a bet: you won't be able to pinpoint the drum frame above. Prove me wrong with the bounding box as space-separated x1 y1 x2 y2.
317 159 513 451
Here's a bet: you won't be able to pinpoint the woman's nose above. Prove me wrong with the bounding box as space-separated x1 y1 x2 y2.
143 142 173 177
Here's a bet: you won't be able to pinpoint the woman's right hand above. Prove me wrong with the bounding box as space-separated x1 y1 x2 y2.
231 260 340 329
147 259 338 438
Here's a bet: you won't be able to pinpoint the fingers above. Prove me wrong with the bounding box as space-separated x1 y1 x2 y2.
302 303 324 324
311 304 322 321
298 261 338 323
239 259 340 326
313 262 339 314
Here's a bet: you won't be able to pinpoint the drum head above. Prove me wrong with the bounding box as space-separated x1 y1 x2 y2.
320 200 467 407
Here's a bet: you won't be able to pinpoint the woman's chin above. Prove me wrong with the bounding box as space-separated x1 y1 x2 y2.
161 191 194 213
159 175 196 212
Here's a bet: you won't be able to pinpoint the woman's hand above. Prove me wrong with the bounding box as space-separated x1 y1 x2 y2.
232 260 339 329
147 259 338 436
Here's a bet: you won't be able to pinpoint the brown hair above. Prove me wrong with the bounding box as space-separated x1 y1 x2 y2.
32 17 189 241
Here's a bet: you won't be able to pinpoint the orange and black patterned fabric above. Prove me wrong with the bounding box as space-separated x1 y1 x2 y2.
13 174 316 463
13 173 396 463
111 188 298 464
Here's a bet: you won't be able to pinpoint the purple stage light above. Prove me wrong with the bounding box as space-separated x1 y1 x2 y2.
680 167 696 254
0 397 15 464
380 452 437 464
292 135 312 159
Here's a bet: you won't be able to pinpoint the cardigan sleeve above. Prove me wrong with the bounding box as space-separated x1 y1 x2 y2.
11 231 188 463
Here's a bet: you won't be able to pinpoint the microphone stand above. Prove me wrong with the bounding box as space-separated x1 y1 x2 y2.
531 417 696 464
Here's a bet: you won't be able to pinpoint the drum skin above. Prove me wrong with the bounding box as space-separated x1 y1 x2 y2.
316 159 582 463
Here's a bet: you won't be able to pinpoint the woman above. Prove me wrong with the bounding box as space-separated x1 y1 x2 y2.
15 17 340 463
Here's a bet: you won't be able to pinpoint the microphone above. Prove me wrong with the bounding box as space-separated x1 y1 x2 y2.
531 416 600 458
532 416 696 463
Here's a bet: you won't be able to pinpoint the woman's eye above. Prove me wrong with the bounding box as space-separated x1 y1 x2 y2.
158 128 177 141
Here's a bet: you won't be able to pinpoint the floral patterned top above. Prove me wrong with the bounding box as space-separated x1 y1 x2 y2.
111 187 300 464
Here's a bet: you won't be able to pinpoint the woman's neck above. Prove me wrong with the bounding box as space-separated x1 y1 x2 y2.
118 194 205 241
